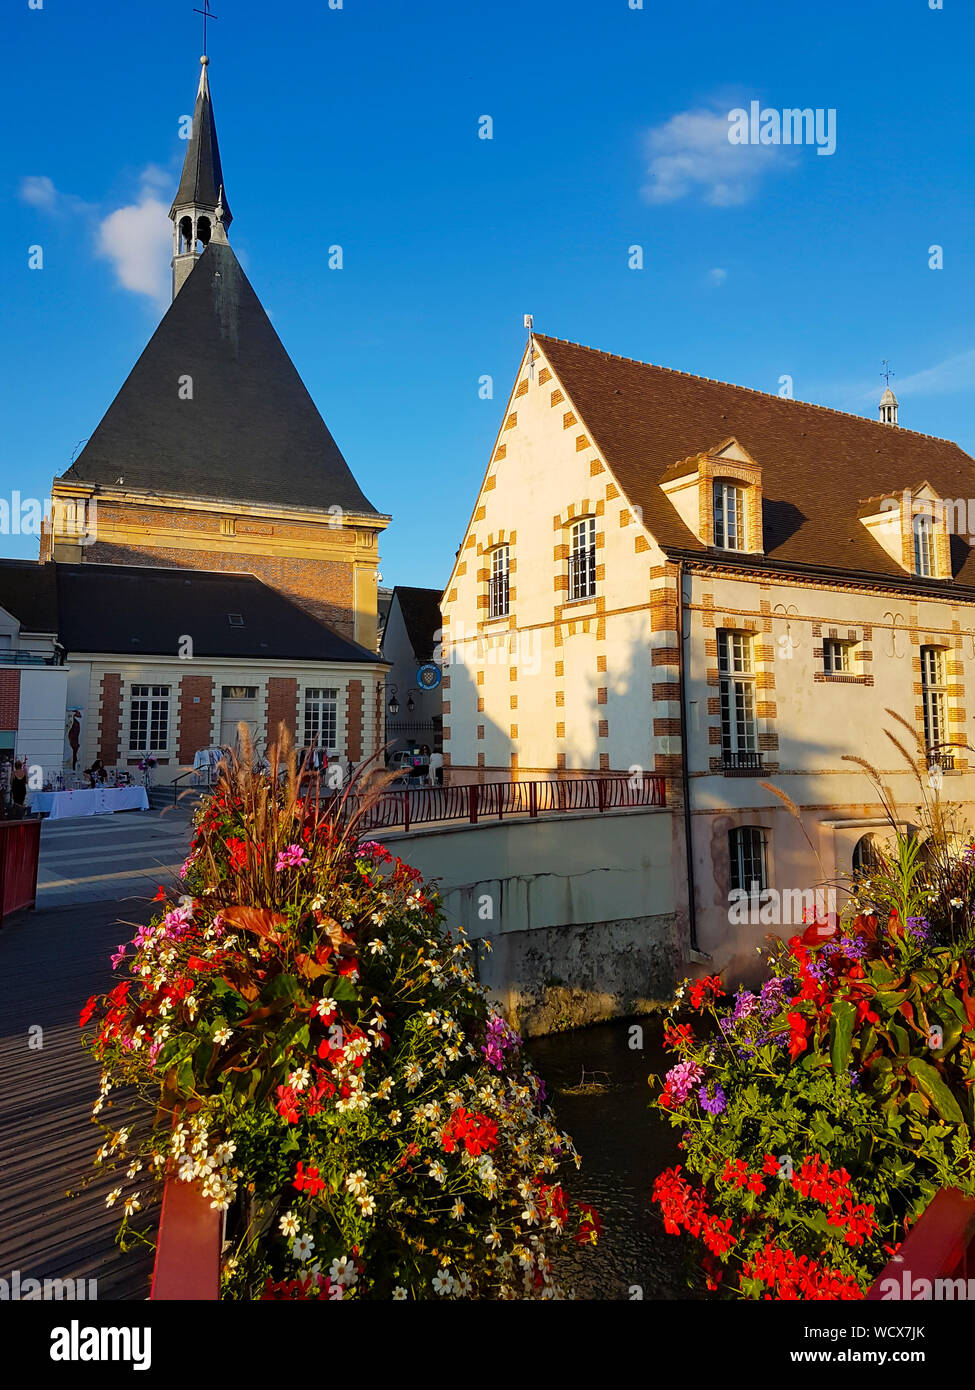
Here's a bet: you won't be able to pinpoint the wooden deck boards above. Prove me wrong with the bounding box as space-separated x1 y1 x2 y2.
0 898 156 1300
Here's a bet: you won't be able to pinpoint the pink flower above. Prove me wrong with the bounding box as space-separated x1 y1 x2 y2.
275 844 309 873
162 907 193 940
663 1060 705 1103
110 943 127 971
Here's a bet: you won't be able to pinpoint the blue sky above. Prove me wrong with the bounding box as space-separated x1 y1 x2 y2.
3 0 973 590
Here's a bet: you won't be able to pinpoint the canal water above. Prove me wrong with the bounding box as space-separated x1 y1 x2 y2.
527 1016 699 1301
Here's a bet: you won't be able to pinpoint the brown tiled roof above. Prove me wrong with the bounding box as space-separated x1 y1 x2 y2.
536 335 975 587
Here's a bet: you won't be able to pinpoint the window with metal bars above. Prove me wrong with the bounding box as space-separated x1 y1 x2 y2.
568 517 596 600
718 630 758 765
489 545 509 618
921 646 948 754
729 825 768 893
129 684 170 752
303 688 338 750
713 480 745 551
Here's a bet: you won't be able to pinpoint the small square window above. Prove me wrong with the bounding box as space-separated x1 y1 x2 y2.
227 613 245 627
823 639 853 675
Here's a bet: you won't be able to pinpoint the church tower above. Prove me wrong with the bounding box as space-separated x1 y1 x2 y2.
44 56 389 651
170 55 232 299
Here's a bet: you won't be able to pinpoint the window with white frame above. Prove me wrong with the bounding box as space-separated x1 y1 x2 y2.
913 514 937 578
129 684 170 752
489 545 509 618
303 688 338 750
713 480 745 551
568 517 596 600
921 646 948 754
718 630 758 765
823 639 853 675
729 826 768 893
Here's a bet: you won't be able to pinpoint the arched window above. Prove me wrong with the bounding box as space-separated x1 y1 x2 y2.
178 216 193 254
852 833 884 878
729 825 768 893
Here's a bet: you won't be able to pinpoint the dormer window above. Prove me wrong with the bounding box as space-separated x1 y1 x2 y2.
713 480 745 551
913 513 936 577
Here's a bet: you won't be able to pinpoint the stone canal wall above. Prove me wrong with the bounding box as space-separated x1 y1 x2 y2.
378 807 681 1036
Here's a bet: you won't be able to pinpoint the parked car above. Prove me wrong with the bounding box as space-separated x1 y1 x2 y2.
386 749 430 786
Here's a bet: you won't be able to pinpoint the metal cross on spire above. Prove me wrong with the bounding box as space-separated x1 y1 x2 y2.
881 359 895 387
193 0 219 57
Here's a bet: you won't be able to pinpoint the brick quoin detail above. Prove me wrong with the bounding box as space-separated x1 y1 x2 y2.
0 670 20 729
265 677 298 750
346 680 364 761
99 673 122 764
178 676 214 763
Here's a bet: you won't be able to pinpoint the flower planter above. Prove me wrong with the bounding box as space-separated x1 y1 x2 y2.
0 815 41 928
150 1174 222 1300
866 1187 975 1300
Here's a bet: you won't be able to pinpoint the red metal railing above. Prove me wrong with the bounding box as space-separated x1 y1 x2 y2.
866 1188 975 1299
0 816 41 928
353 773 666 834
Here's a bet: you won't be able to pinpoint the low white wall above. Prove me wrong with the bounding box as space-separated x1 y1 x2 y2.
378 807 681 1035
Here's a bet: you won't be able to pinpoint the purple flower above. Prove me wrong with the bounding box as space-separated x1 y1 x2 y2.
732 989 758 1022
480 1011 521 1072
664 1060 705 1102
906 916 931 941
275 844 309 873
840 935 868 959
698 1082 727 1115
759 977 787 1018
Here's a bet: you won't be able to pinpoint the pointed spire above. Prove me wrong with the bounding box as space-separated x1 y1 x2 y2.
170 55 232 227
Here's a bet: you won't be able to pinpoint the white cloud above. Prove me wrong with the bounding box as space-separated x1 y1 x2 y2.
19 175 58 210
21 167 174 308
642 106 795 206
890 350 975 399
706 267 728 286
95 173 173 308
826 350 975 412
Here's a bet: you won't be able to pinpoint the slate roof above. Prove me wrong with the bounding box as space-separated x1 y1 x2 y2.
0 560 59 633
170 59 232 225
536 335 975 587
52 563 382 663
60 242 382 516
389 586 443 663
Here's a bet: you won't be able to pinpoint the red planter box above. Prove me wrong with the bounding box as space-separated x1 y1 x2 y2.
867 1187 975 1299
0 816 41 927
151 1175 222 1300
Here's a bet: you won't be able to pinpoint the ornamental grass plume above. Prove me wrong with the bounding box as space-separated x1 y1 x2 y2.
81 728 598 1300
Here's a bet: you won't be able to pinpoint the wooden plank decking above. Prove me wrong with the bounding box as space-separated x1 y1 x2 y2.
0 897 156 1300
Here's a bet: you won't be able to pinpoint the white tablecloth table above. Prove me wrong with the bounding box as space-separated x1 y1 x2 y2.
30 786 150 819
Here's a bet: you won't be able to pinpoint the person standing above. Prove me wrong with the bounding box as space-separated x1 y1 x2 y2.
9 760 28 817
427 750 444 787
